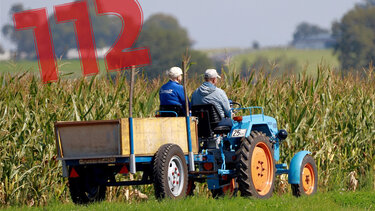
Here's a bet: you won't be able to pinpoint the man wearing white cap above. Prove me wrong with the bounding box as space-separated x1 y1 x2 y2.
159 67 189 115
191 69 230 118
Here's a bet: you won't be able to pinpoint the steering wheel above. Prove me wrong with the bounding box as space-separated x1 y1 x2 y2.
230 101 242 108
229 101 242 114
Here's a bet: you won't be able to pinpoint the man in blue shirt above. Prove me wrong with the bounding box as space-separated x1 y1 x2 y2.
159 67 189 116
191 69 231 118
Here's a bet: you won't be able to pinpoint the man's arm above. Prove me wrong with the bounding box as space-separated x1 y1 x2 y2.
176 85 188 107
219 89 231 118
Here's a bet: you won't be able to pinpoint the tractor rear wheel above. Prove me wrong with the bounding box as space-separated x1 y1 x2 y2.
68 166 106 204
153 144 188 199
236 131 275 198
291 155 318 197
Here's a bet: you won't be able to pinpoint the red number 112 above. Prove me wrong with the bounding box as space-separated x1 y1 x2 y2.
13 0 150 83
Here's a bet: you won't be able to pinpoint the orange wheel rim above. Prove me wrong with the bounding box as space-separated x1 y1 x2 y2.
251 142 274 196
302 163 315 195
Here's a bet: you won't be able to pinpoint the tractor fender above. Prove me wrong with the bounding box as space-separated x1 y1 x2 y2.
288 151 311 184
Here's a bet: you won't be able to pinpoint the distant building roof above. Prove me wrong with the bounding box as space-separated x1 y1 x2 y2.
0 51 11 61
66 47 110 59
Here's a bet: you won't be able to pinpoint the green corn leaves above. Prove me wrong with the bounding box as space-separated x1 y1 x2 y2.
0 66 374 206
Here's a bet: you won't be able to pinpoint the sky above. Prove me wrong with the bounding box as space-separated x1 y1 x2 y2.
0 0 363 50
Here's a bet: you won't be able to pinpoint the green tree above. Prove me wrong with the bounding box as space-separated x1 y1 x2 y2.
135 13 213 78
2 1 121 59
252 40 260 50
292 22 329 43
51 0 121 58
2 3 36 58
189 50 215 77
2 2 213 77
332 6 375 72
358 0 375 8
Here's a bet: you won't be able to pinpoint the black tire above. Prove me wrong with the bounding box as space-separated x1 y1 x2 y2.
236 131 276 199
153 144 188 199
291 155 318 197
68 167 106 204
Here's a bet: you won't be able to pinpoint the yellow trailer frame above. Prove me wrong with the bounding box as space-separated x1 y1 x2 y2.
55 117 199 160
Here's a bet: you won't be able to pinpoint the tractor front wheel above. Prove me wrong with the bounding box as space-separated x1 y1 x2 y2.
153 144 188 199
236 131 275 199
291 155 318 197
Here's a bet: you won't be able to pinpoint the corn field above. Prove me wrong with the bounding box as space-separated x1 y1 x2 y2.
0 64 374 206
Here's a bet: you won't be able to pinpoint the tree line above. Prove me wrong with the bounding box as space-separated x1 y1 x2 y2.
3 0 375 77
292 0 375 75
1 1 213 78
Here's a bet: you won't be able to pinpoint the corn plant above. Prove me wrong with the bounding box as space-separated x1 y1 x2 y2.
0 63 374 206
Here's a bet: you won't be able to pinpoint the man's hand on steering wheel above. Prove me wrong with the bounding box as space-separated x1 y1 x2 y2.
229 100 242 116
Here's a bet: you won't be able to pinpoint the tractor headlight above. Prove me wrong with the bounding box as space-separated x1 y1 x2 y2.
277 129 288 141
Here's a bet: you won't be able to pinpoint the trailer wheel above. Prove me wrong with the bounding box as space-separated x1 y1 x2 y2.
153 144 188 199
236 131 275 198
68 167 106 204
291 155 318 197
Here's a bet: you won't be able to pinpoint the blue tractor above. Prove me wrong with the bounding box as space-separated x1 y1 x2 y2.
55 103 318 204
184 103 318 198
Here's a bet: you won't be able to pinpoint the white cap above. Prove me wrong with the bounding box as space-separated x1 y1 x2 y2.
204 69 221 79
167 67 183 78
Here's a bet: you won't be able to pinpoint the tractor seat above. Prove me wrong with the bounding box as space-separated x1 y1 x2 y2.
213 118 233 135
192 104 222 138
